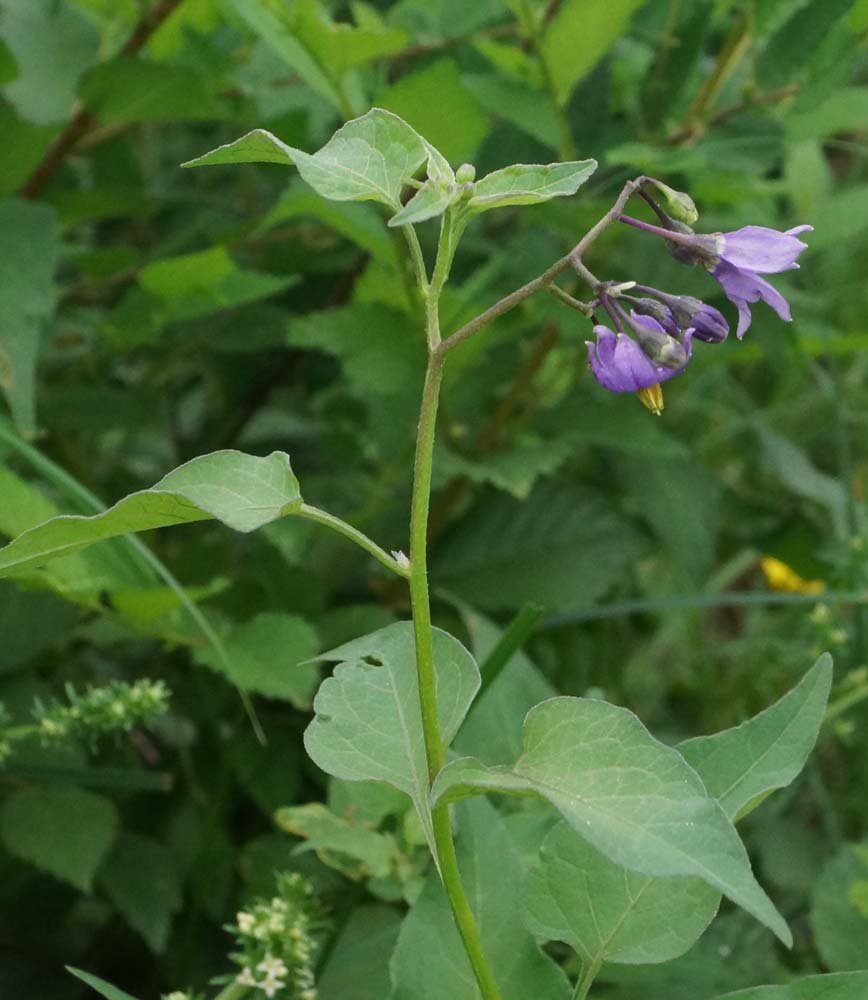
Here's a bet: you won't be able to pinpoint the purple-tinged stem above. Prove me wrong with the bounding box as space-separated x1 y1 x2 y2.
620 214 697 246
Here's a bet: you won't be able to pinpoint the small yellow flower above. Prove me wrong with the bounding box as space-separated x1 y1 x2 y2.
760 556 825 594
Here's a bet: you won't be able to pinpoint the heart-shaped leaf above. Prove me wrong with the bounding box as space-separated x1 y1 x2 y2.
431 696 790 945
0 450 302 578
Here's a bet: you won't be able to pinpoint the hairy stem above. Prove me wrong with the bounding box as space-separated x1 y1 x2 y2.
437 177 646 354
409 354 447 784
298 504 409 578
407 225 502 998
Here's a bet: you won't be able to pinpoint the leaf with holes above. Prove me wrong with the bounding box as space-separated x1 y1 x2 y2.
304 622 479 851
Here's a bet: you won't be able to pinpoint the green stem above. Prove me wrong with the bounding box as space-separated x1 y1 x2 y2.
572 958 601 1000
297 503 409 578
401 224 430 293
406 229 501 997
409 353 446 782
438 177 645 355
478 602 544 696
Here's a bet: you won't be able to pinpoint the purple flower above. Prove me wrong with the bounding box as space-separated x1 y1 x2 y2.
710 225 811 337
718 225 812 273
586 322 693 393
620 216 812 338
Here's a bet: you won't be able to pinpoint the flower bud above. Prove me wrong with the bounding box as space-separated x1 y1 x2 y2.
626 296 679 334
644 178 699 224
669 295 729 343
635 288 729 343
455 163 476 184
627 310 688 368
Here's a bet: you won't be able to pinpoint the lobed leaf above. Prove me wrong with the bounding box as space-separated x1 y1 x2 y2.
679 654 833 821
0 450 302 579
431 697 791 945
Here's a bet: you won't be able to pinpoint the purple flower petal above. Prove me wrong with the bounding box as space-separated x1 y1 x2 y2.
712 260 793 338
586 325 691 393
720 225 812 273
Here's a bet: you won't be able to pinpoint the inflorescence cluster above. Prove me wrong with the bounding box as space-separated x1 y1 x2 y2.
225 873 323 999
573 177 811 412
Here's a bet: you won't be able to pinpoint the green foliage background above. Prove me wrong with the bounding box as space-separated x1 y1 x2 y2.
0 0 867 996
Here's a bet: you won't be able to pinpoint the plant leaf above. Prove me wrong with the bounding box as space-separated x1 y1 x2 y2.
388 180 459 227
468 160 597 211
541 0 646 106
712 971 868 999
0 786 118 891
810 841 868 971
0 450 303 579
196 611 320 707
317 904 402 1000
276 802 397 879
182 127 298 168
678 655 833 821
185 109 441 210
98 833 182 954
390 797 570 1000
0 198 58 432
303 622 479 851
525 821 720 966
431 697 791 945
66 969 141 1000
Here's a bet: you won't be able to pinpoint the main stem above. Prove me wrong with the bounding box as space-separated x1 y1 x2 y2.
408 275 501 999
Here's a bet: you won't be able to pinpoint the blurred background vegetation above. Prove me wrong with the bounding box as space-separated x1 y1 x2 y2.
1 0 867 996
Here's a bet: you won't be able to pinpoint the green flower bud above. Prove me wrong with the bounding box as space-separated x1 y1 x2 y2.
644 178 699 224
455 163 476 184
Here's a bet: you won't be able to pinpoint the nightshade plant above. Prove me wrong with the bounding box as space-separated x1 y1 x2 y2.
0 109 858 1000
